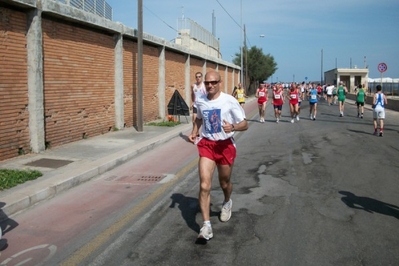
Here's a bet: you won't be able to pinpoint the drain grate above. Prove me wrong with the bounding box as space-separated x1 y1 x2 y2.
104 174 165 184
137 175 164 182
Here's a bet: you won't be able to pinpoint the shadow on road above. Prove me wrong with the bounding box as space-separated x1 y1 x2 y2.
179 132 191 143
339 191 399 219
169 193 219 245
0 202 20 251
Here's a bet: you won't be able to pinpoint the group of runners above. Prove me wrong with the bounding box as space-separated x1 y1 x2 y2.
248 81 387 136
254 82 313 123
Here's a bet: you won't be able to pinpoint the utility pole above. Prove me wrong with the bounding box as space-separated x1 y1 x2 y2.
240 0 243 89
137 0 143 131
321 49 324 84
244 24 247 91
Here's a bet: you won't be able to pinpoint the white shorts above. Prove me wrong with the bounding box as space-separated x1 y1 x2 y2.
373 107 385 119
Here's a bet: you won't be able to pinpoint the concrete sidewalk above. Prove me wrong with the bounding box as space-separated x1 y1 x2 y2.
0 119 193 218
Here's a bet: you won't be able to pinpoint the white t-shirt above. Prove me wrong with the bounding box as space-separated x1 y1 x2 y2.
326 85 334 95
196 92 246 141
192 82 206 108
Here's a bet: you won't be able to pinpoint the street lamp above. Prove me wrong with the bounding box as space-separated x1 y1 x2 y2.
259 34 265 50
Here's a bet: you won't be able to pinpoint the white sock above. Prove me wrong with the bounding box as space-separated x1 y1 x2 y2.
204 221 211 227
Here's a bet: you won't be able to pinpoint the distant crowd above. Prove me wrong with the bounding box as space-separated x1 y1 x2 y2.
230 80 387 136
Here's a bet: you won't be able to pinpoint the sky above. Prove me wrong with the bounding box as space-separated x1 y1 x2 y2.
107 0 399 83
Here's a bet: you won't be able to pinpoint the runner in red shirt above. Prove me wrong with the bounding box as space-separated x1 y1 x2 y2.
255 83 268 123
316 83 322 100
286 83 300 123
272 84 284 123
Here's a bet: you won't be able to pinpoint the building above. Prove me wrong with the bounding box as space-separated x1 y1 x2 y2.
324 68 369 92
175 17 221 59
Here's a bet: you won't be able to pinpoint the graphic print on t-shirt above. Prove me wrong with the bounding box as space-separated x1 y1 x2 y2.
203 109 222 134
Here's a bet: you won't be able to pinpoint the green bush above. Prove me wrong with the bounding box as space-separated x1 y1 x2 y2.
146 121 181 127
0 169 42 190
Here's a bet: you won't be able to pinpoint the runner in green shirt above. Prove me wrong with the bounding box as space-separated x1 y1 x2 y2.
337 81 348 117
356 84 366 118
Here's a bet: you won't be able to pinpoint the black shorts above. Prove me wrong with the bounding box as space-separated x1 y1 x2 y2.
193 107 198 114
356 101 364 107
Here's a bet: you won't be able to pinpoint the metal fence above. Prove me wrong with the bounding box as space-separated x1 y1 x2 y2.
368 82 399 96
55 0 112 20
178 18 219 50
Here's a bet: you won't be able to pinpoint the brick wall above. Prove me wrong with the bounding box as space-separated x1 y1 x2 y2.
142 44 160 121
0 3 240 162
42 18 115 148
123 40 135 128
0 8 30 160
190 58 204 86
165 50 186 114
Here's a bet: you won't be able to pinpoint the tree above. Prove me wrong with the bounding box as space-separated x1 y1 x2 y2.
233 46 277 93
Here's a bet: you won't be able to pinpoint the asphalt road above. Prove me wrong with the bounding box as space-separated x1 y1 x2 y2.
1 96 399 266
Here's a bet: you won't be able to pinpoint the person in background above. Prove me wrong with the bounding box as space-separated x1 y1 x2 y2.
286 83 300 123
232 83 247 107
191 72 206 124
297 83 305 120
308 85 318 120
255 83 268 123
337 81 348 117
316 83 322 100
325 83 334 105
356 84 366 118
372 85 388 136
272 83 284 123
332 84 338 105
188 70 248 241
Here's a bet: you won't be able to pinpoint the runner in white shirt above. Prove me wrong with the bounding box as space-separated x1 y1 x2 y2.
191 72 207 125
325 84 334 105
188 70 248 241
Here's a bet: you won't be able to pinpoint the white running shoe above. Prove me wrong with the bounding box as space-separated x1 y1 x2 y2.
296 116 300 121
198 223 213 240
291 119 294 123
220 199 232 222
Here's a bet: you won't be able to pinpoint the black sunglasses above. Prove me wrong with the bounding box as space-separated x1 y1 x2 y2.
196 75 202 78
204 80 220 86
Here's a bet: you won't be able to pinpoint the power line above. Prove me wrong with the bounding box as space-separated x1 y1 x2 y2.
214 1 251 47
143 5 178 33
215 0 242 30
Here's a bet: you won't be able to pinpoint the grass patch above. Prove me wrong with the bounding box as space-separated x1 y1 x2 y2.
146 120 181 127
0 169 43 190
